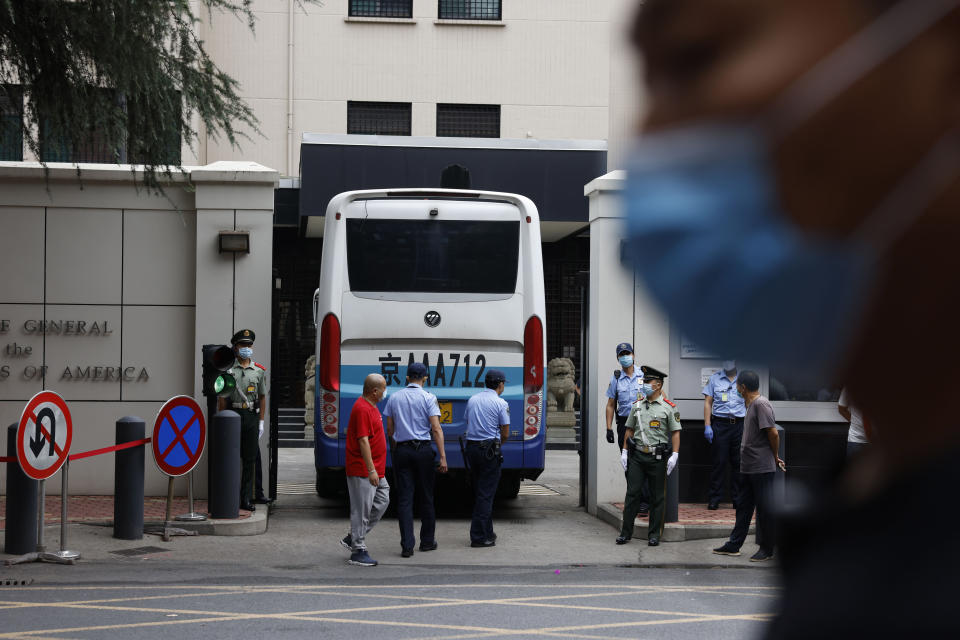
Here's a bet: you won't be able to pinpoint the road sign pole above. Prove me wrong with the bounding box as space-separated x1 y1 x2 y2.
175 471 207 522
162 475 175 542
41 459 80 562
36 479 46 553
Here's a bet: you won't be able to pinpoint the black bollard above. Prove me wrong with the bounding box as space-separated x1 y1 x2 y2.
113 416 145 540
208 410 241 519
5 423 39 555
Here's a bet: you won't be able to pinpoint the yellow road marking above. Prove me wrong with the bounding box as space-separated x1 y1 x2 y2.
0 583 776 639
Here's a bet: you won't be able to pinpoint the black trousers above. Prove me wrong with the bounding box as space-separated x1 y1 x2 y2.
709 416 744 506
238 409 259 504
620 451 667 540
466 442 501 543
616 415 649 508
728 471 776 553
394 442 437 551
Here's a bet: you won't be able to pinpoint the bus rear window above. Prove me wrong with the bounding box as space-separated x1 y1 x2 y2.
347 219 520 293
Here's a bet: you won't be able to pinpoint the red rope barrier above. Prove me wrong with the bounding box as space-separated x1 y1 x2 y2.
68 437 152 461
0 437 151 463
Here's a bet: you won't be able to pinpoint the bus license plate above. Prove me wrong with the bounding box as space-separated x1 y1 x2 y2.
438 401 453 424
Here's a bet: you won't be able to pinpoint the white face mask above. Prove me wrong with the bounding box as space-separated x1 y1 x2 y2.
238 347 253 359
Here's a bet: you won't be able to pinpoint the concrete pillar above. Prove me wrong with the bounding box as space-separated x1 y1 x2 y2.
584 170 671 516
191 161 278 499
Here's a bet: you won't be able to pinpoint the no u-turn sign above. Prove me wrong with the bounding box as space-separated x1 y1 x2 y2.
17 390 73 480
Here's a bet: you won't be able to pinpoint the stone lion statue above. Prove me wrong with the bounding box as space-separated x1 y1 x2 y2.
547 357 577 413
304 355 316 426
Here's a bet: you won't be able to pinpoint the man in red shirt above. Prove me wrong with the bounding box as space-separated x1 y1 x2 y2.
340 373 389 567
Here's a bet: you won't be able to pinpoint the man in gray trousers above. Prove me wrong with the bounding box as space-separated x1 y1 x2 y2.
339 373 390 566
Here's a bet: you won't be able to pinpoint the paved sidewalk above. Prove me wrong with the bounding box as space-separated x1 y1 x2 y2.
597 501 752 542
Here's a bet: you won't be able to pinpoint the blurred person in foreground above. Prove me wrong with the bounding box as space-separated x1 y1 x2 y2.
626 0 960 635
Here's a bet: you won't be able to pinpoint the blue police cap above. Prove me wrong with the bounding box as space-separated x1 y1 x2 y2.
407 362 429 379
615 342 633 356
485 369 507 385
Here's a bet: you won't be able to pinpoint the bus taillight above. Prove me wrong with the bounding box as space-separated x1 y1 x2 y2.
319 314 341 439
523 315 544 440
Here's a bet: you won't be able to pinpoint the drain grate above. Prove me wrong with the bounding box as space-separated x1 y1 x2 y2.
0 579 33 587
109 546 170 557
517 483 561 496
277 482 315 495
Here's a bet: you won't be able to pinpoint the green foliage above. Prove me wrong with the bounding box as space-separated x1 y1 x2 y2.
0 0 305 191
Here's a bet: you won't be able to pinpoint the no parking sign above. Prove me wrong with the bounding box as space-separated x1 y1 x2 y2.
152 396 206 477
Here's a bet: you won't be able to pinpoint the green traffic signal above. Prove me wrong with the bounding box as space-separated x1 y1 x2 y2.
214 372 236 397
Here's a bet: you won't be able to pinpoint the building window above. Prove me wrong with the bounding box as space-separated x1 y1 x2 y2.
436 103 500 138
127 91 182 166
349 0 413 18
347 101 412 136
39 89 126 164
438 0 501 20
0 85 23 161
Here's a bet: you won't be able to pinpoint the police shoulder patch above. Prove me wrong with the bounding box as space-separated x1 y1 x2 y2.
674 411 681 421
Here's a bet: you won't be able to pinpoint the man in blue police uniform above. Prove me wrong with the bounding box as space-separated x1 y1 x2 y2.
384 362 448 557
605 342 643 451
605 342 648 512
703 360 746 510
464 369 510 548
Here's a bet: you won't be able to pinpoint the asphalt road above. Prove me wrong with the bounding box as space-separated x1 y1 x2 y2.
0 568 778 639
0 451 780 639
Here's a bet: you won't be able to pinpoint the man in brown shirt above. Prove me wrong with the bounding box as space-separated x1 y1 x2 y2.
712 370 784 562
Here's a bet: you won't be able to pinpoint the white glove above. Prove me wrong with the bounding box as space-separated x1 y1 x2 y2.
620 449 628 471
666 451 678 476
258 420 264 441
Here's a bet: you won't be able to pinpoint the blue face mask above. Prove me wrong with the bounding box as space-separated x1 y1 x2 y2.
624 0 960 382
238 347 253 359
618 355 634 368
639 383 655 397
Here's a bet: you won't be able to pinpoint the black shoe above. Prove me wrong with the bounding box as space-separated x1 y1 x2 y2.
707 501 719 510
648 537 660 546
712 542 741 556
401 548 414 558
750 549 774 562
240 502 255 512
419 541 438 552
615 535 631 545
638 503 649 514
471 539 496 548
254 496 274 505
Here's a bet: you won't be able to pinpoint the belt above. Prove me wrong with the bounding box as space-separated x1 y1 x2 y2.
637 444 663 454
712 415 743 424
466 439 498 446
397 439 432 447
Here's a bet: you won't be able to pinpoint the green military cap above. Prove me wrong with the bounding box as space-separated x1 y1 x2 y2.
231 328 255 345
640 365 667 381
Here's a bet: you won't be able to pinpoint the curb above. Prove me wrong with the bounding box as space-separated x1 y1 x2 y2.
167 508 268 536
596 503 752 541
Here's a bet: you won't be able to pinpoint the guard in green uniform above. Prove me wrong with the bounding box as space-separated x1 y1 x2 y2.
218 329 267 511
616 365 681 546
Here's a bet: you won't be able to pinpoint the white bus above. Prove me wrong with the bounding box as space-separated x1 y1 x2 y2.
312 188 547 498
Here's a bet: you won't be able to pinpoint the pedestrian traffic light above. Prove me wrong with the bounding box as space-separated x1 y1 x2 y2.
201 344 235 397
